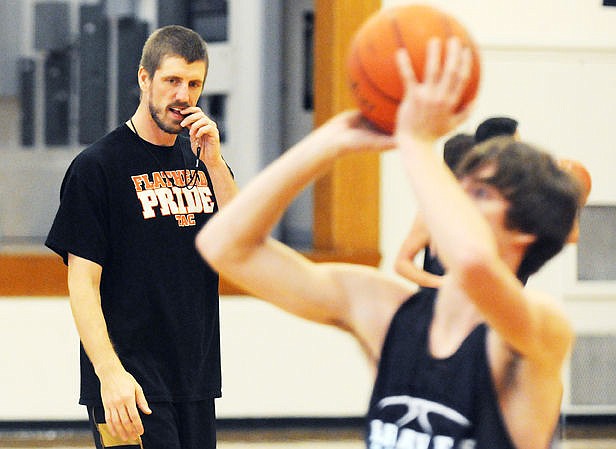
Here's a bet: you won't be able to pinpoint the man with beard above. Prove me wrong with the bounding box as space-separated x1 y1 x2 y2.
46 25 236 449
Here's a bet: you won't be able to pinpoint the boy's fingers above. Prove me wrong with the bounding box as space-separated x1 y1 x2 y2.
395 49 416 87
423 38 442 85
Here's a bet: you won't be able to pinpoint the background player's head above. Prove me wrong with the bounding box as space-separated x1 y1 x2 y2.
443 133 476 170
456 137 581 281
475 116 519 143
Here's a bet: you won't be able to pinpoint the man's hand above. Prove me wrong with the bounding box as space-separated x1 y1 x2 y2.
97 362 152 442
180 107 221 165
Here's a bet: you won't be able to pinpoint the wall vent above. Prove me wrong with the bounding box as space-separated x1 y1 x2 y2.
569 334 616 411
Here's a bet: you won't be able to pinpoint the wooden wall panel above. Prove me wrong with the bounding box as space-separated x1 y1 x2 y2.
313 0 382 257
0 254 68 296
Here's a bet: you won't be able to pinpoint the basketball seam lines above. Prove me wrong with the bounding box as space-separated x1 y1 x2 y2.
355 15 401 105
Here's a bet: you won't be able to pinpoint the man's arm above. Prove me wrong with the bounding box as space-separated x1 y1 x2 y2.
180 107 238 207
202 157 237 208
67 254 151 442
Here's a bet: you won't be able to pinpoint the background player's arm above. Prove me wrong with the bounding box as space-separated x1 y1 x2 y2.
67 254 151 441
197 112 413 360
394 214 443 288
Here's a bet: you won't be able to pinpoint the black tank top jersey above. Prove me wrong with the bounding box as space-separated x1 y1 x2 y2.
366 288 516 449
422 246 445 277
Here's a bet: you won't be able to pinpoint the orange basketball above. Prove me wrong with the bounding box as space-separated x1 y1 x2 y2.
347 4 481 134
558 158 592 205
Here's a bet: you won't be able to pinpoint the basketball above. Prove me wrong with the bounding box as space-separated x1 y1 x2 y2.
558 158 592 204
347 4 481 134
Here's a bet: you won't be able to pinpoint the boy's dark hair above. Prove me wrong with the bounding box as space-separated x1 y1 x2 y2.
475 117 518 143
443 133 476 170
140 25 209 80
455 137 581 281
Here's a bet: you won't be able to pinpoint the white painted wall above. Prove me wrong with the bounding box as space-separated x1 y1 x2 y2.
215 298 372 418
1 0 616 420
0 299 84 420
387 0 616 48
0 297 372 420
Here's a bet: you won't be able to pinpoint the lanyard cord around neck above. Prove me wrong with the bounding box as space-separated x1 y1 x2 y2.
129 118 200 190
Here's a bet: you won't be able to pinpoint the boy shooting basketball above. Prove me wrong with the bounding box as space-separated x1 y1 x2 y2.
196 38 580 449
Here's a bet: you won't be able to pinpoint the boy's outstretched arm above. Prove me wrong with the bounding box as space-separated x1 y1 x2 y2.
196 112 412 357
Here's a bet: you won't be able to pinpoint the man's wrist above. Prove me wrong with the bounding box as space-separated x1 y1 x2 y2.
94 357 124 377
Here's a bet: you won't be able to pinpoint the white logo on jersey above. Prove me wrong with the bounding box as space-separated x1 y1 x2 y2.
369 395 475 449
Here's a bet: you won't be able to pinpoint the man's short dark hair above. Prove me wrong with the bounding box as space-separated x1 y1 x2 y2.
140 25 209 80
474 117 518 143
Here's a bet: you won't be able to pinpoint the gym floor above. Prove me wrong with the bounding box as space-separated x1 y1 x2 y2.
0 422 615 449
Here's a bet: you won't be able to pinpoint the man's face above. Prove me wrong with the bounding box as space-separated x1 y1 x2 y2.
141 55 207 134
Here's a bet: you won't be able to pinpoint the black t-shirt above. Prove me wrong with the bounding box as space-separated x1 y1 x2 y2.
46 125 223 404
366 289 516 448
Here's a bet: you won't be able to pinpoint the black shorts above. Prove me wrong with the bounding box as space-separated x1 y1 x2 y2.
87 400 216 449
